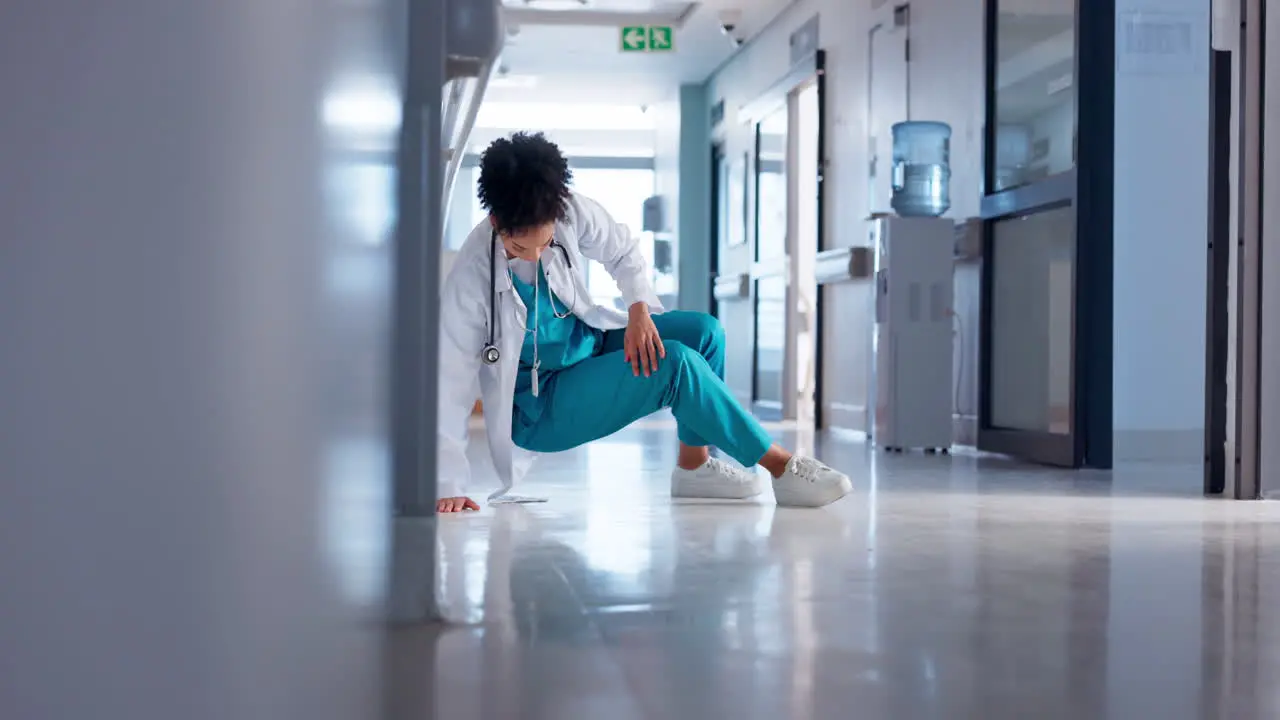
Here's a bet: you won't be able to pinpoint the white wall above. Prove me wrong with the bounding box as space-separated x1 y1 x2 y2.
1112 0 1211 461
689 0 986 431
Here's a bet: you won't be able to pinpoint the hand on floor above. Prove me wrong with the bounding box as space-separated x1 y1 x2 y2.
437 496 480 513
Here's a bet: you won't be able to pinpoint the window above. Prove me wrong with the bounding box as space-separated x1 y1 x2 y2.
465 166 488 232
465 163 661 308
441 165 487 251
570 167 656 306
992 0 1076 190
755 105 788 261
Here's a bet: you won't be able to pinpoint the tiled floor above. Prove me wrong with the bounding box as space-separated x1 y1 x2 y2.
388 421 1280 719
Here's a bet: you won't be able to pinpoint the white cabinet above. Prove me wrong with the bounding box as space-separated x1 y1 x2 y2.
872 216 955 451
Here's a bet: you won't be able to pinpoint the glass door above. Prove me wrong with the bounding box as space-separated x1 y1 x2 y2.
753 103 788 420
977 0 1113 467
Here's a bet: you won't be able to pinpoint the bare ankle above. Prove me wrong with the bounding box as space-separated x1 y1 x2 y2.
678 444 710 471
759 445 793 479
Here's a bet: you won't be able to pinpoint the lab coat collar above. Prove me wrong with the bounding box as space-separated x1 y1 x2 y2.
490 228 571 296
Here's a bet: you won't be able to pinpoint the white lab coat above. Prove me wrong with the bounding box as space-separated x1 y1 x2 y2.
437 192 665 500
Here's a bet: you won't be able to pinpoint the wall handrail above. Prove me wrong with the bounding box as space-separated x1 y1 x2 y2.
440 0 503 225
815 247 875 285
713 273 751 301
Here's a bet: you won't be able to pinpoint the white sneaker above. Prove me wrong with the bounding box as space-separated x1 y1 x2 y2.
671 457 764 500
772 456 852 508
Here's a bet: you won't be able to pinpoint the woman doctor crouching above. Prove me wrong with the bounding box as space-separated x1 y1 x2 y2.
435 132 853 513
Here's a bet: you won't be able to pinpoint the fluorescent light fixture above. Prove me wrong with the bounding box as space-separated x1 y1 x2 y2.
474 102 655 131
507 0 693 15
519 0 589 9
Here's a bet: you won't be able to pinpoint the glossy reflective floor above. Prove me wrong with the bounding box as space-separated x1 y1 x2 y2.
388 420 1280 719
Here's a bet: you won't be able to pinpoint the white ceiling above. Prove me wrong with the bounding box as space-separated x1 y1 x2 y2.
485 0 797 106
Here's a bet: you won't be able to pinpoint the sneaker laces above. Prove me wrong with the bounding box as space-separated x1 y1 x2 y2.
703 457 750 482
788 456 826 483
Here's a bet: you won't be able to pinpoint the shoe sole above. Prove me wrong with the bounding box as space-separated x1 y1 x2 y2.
671 475 764 500
773 474 854 508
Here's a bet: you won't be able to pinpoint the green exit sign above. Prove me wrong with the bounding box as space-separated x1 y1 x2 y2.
620 25 675 53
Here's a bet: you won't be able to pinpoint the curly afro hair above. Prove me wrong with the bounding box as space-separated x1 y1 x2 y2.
477 132 573 235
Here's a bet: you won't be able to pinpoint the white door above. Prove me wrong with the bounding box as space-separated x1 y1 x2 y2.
860 3 911 433
868 5 911 215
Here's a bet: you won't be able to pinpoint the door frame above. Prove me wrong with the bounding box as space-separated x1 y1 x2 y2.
1260 0 1280 500
739 50 827 424
751 105 785 420
1230 0 1279 500
810 60 828 428
1204 48 1232 494
710 142 725 318
863 5 909 437
976 0 1114 468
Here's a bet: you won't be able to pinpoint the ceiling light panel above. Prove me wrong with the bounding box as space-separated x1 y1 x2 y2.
507 0 692 11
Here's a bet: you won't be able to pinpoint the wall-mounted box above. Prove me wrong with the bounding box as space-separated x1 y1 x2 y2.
642 195 666 233
954 217 982 261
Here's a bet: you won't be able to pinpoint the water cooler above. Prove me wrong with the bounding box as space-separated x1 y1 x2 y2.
872 216 954 451
891 121 951 218
872 121 954 452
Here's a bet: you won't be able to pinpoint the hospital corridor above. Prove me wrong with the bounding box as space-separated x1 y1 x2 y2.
398 424 1280 718
5 0 1280 718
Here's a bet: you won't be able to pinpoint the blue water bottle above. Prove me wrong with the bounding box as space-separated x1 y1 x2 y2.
890 121 952 217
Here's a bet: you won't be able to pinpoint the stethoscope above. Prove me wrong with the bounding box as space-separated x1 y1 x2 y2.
481 229 575 366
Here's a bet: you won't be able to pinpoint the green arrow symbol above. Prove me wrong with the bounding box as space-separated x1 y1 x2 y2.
621 26 647 51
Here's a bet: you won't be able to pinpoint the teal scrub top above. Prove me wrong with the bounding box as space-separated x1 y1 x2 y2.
510 261 602 424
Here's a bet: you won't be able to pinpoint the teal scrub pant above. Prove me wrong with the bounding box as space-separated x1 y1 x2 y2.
510 311 774 468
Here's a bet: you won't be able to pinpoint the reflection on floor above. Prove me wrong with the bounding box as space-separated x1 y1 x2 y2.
388 421 1280 719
